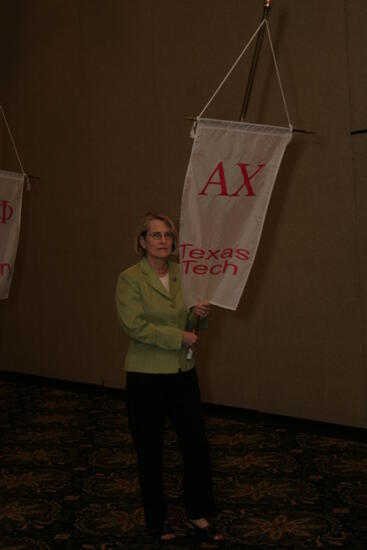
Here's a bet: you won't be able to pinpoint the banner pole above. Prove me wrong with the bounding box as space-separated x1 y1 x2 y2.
239 0 272 121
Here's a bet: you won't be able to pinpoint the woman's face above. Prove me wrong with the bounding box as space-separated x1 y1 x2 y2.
140 219 173 261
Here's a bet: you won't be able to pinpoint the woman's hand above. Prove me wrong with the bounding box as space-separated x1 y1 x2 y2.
182 331 198 347
193 301 211 319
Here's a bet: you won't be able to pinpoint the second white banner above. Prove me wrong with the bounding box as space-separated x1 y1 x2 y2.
179 118 292 311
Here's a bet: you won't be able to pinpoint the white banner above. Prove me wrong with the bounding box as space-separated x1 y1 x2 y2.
0 169 25 299
180 118 292 311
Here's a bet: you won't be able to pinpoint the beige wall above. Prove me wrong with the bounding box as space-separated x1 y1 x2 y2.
0 0 366 428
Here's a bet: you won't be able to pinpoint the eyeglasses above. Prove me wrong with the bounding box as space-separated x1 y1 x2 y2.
147 232 174 240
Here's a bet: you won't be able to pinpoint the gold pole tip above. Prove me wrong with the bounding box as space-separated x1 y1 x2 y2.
264 0 272 7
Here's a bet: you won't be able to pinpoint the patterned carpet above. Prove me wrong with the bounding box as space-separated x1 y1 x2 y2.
0 371 366 549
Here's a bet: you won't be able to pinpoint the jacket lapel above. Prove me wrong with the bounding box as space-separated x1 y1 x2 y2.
169 263 180 300
140 257 171 299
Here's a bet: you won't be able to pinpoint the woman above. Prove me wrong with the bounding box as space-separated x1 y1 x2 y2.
115 212 223 543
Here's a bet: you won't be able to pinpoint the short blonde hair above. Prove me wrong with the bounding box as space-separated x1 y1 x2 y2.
134 212 178 256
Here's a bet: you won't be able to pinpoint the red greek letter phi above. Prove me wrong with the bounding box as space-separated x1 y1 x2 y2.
0 263 12 280
0 200 13 224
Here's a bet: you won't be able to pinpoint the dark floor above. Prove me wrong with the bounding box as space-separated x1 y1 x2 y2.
0 370 366 549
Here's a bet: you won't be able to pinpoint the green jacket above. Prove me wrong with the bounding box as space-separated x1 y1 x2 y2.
116 257 206 374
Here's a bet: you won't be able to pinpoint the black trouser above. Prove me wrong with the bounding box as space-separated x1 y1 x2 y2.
126 368 216 530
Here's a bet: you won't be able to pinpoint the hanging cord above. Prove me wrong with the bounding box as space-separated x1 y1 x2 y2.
193 18 292 133
196 19 266 121
264 20 292 131
0 105 30 190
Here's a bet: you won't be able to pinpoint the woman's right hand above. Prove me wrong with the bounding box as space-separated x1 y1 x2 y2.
182 331 198 347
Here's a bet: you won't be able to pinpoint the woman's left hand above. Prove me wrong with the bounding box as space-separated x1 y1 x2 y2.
194 301 211 319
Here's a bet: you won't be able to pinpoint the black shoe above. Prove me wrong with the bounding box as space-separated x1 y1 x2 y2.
151 521 176 542
187 518 225 542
